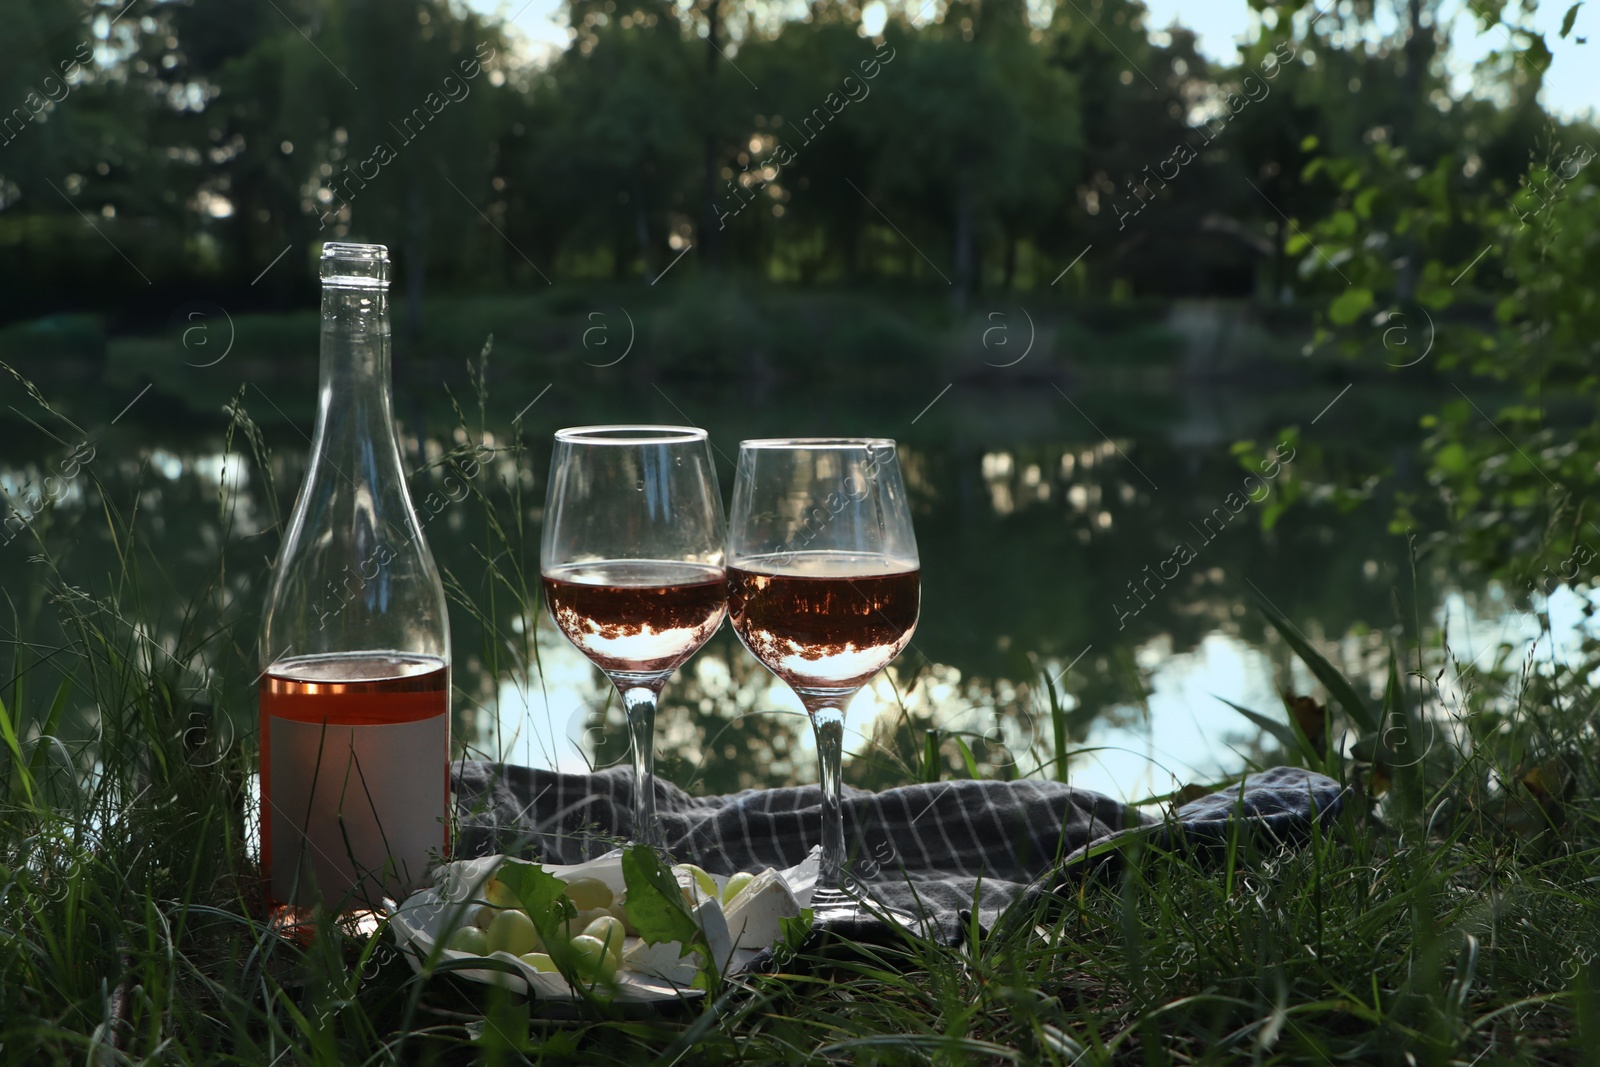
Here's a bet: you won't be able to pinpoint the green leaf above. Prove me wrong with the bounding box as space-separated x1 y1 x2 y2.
1043 671 1070 783
28 673 75 782
777 908 814 957
1381 647 1429 776
1415 277 1456 310
1327 210 1358 237
1252 598 1378 733
621 844 699 951
1561 1 1584 38
953 736 980 779
491 858 573 940
0 693 34 805
921 729 941 783
762 907 817 976
1329 287 1374 326
1434 442 1468 474
1216 696 1303 756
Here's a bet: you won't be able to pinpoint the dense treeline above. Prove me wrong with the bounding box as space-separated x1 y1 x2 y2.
0 0 1579 328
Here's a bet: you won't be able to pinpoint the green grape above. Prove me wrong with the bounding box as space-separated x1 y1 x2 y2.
566 906 608 940
448 925 489 955
672 863 718 903
568 934 619 981
486 908 541 956
721 871 755 905
582 915 625 962
561 876 614 911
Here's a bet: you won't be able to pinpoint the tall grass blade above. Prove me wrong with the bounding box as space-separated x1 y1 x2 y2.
26 672 74 783
1254 596 1377 732
1043 671 1070 783
0 691 35 805
1218 696 1300 752
921 729 941 783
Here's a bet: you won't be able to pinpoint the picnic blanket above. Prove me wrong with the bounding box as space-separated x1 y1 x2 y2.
452 762 1346 944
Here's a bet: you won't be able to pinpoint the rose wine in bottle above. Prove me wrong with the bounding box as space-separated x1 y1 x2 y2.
258 243 450 914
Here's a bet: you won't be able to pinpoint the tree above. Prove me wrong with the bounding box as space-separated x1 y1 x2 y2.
531 0 698 278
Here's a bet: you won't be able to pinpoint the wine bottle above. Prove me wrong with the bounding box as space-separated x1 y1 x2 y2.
258 242 451 913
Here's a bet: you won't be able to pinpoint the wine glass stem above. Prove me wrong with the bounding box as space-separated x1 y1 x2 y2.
811 704 847 890
620 685 661 846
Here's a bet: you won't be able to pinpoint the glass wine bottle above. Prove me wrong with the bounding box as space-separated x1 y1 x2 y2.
258 242 451 915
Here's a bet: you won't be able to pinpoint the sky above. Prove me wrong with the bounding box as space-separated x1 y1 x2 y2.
1141 0 1596 119
467 0 1597 120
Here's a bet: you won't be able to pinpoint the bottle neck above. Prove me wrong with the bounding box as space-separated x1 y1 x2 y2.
310 283 408 549
319 286 392 402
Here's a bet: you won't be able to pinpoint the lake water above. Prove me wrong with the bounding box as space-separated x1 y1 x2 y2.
0 318 1570 804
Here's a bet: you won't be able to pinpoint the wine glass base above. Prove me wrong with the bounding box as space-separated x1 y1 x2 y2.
808 884 926 934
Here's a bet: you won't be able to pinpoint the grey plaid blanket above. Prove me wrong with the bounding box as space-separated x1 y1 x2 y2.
453 762 1345 943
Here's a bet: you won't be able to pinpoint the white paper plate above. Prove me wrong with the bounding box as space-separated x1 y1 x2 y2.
388 849 819 1003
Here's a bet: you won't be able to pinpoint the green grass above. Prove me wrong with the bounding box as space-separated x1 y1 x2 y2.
2 372 1599 1065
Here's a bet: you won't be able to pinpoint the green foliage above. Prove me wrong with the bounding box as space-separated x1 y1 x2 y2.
1328 286 1373 325
4 0 1565 314
619 843 698 950
1267 6 1600 607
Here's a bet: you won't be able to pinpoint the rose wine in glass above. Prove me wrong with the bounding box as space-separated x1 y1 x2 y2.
541 427 727 845
726 439 920 906
542 561 726 675
258 243 451 917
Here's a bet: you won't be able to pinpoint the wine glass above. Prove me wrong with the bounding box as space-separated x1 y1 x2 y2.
541 426 727 845
726 438 920 906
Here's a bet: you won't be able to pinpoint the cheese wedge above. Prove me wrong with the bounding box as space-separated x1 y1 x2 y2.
722 868 800 950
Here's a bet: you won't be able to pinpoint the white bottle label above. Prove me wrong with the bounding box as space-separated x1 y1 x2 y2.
268 713 447 907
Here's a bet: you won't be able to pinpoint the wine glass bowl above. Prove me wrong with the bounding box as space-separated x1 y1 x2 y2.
726 553 919 694
541 426 727 844
543 561 726 679
726 438 920 898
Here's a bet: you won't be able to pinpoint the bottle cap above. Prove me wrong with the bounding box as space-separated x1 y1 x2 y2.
320 242 390 290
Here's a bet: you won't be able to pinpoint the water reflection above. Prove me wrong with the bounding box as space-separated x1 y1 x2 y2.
8 380 1575 806
485 618 1287 802
475 580 1600 804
